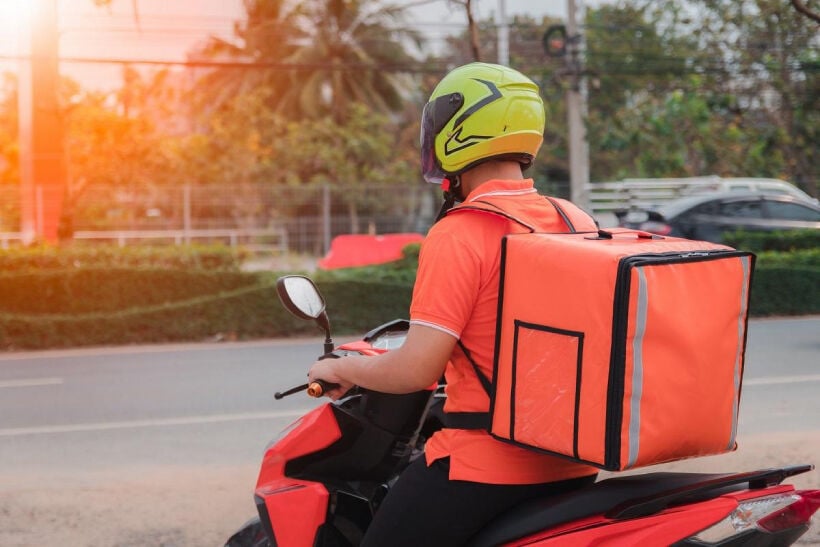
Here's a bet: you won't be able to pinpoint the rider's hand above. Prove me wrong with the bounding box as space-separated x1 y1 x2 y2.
308 357 354 400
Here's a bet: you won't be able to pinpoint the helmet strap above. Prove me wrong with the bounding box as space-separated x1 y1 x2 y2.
434 176 464 223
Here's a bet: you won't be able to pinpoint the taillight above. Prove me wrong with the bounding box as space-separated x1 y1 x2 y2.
758 490 820 532
638 221 673 235
690 492 818 543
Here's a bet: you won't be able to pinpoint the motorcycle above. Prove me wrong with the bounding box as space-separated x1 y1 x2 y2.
226 274 819 546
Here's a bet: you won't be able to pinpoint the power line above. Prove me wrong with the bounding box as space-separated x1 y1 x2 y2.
0 52 814 78
0 54 451 74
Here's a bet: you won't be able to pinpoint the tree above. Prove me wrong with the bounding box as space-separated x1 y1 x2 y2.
192 0 304 111
272 102 416 235
274 0 422 123
0 73 20 231
0 73 18 187
565 0 817 195
194 0 423 124
685 0 818 195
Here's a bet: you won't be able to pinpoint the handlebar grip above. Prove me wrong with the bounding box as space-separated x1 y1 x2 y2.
307 379 340 397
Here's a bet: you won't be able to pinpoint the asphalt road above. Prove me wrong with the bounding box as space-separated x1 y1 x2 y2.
0 317 817 545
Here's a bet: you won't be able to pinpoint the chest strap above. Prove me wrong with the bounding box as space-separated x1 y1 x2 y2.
440 341 492 430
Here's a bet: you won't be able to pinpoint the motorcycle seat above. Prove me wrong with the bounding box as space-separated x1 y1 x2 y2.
467 471 748 547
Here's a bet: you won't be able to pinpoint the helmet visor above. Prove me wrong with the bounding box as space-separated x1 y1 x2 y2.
420 92 464 184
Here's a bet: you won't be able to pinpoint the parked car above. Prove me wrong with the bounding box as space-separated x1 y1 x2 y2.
681 177 819 204
615 192 820 244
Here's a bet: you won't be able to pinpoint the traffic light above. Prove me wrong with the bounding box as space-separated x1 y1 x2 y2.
542 24 567 57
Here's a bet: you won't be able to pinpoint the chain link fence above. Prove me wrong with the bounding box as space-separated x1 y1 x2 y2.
1 182 439 254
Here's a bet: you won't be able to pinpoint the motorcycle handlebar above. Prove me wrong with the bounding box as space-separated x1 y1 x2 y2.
274 378 342 399
307 379 340 398
273 352 343 400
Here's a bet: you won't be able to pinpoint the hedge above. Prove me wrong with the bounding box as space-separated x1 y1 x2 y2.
723 229 820 252
0 238 816 351
0 243 243 272
0 268 262 314
0 269 414 350
749 265 820 316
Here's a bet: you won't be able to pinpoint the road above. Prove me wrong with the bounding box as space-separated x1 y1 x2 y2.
0 318 818 546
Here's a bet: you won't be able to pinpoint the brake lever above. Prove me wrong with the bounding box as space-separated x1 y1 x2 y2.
274 351 343 400
274 383 308 400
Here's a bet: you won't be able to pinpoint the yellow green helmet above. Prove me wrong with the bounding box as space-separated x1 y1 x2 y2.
420 62 546 184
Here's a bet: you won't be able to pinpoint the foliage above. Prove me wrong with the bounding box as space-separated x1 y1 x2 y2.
686 0 819 195
0 238 814 349
191 0 303 110
0 73 18 187
432 1 818 198
723 229 820 252
0 278 313 350
584 0 818 195
2 0 819 243
0 268 259 314
0 269 414 350
270 103 417 231
755 248 820 268
749 266 820 316
194 0 421 123
0 73 18 230
0 243 243 272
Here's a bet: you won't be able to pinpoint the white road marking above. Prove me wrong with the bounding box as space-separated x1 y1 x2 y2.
0 377 63 388
744 374 820 386
0 409 314 437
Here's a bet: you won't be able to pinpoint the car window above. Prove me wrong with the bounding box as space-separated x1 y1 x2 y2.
718 199 764 218
764 200 820 221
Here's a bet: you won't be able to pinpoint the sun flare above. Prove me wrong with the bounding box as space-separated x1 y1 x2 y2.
0 1 32 49
0 0 31 24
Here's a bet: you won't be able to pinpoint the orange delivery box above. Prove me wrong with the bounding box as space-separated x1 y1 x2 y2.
487 228 755 471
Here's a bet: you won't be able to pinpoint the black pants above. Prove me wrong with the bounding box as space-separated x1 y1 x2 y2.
360 457 596 547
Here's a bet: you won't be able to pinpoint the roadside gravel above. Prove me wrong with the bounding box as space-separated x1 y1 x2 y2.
0 431 817 546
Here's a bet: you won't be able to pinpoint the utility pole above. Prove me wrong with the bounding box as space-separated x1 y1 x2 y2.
565 0 590 209
17 6 34 244
19 0 65 244
497 0 509 65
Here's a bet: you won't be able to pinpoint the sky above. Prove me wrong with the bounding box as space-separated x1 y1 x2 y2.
0 0 607 91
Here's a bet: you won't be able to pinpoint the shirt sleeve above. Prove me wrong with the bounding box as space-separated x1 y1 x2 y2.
409 222 482 339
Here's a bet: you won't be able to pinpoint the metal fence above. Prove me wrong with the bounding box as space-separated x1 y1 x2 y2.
0 182 439 254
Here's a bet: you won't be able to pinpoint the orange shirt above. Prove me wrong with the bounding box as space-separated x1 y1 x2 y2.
410 179 598 484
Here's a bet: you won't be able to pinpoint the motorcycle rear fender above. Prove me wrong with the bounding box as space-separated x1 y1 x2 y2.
508 485 797 546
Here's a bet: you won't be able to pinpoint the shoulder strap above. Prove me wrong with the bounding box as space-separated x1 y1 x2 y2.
449 195 598 234
458 340 492 394
450 201 536 233
545 197 599 232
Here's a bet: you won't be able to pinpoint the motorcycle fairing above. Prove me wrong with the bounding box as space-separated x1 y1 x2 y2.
256 404 342 485
255 480 330 547
255 404 341 545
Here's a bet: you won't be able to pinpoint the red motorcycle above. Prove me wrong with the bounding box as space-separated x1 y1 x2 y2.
225 275 819 547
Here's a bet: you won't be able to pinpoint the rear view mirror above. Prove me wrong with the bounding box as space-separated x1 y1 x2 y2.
276 276 326 320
